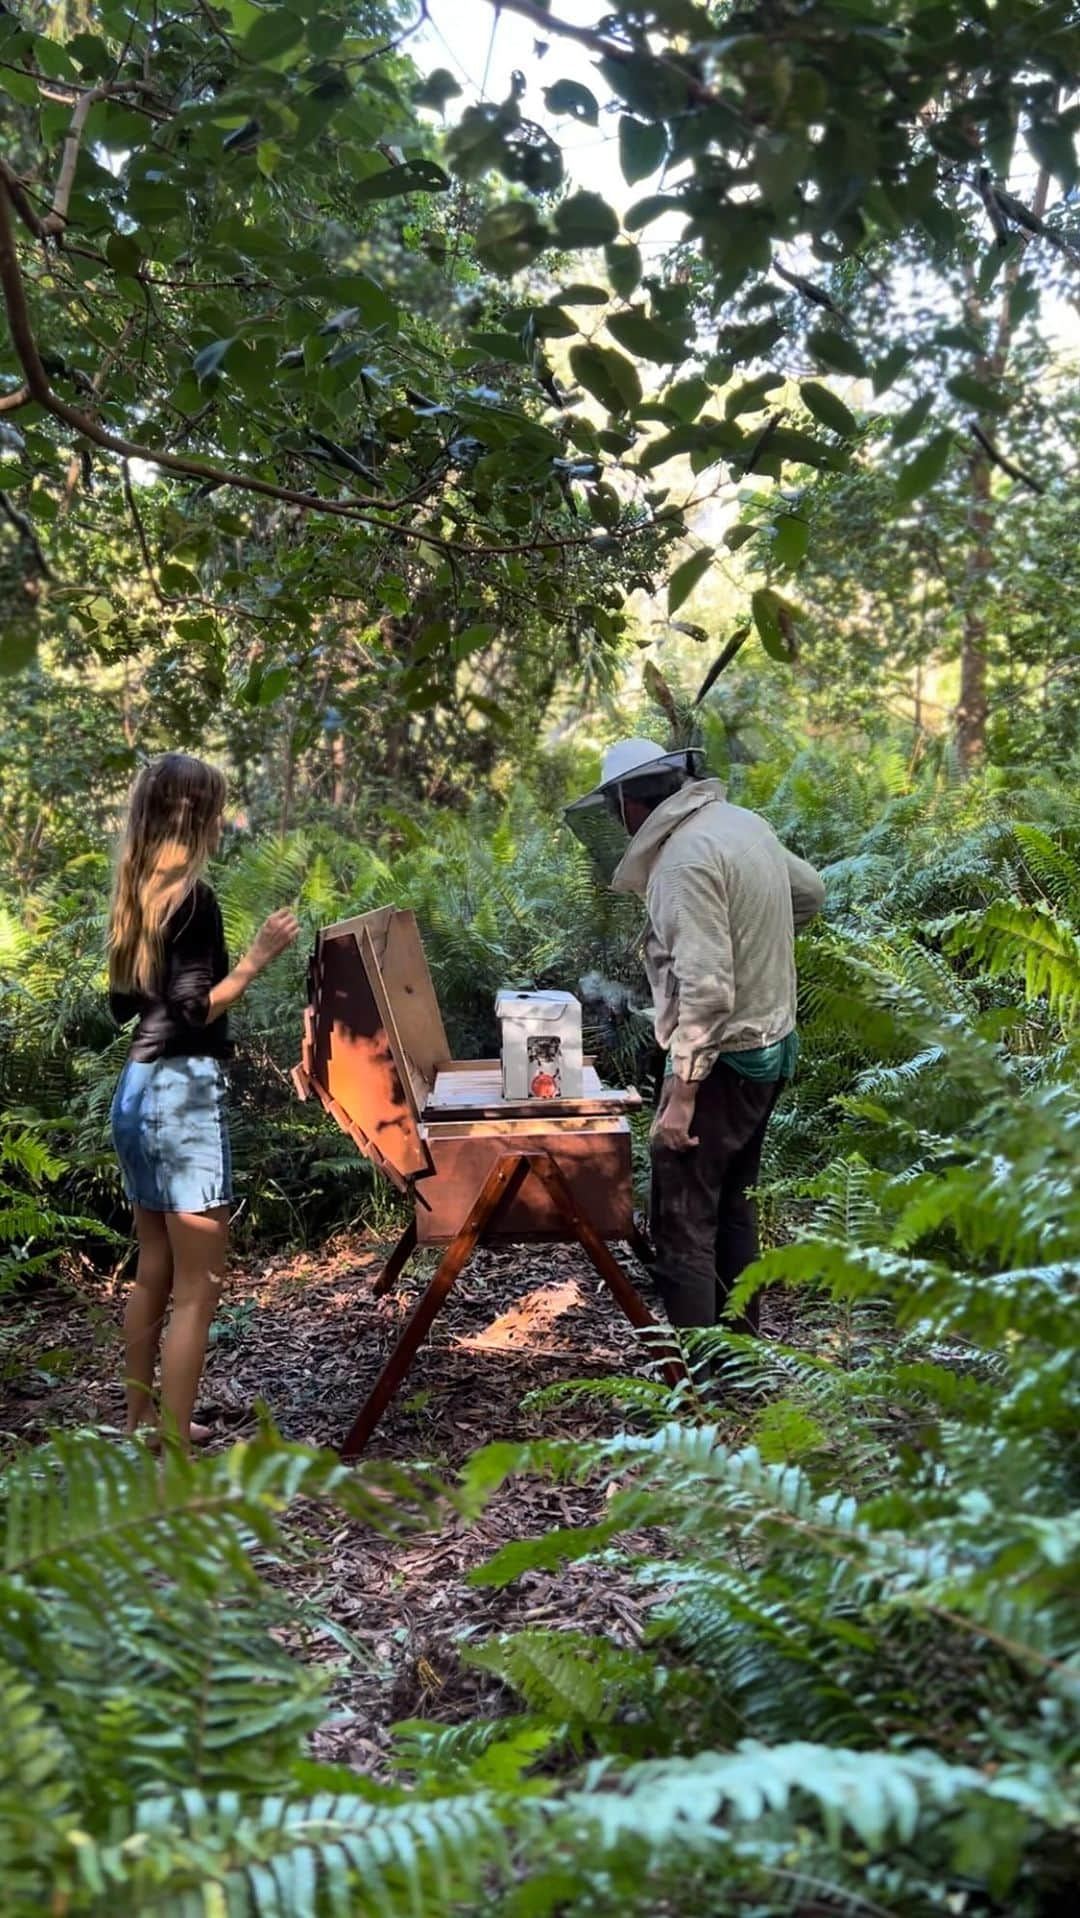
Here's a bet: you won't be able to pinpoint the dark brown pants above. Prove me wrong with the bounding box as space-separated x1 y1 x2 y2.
649 1062 781 1331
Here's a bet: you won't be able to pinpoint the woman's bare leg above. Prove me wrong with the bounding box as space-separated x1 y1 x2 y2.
123 1205 173 1433
160 1206 229 1449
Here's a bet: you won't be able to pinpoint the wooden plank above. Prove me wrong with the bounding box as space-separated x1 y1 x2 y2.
307 927 430 1186
417 1122 633 1244
381 910 450 1097
426 1062 640 1120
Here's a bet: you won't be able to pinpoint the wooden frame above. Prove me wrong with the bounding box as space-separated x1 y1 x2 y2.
340 1149 679 1457
295 907 683 1453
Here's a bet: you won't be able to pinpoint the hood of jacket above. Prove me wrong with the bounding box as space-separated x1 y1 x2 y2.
611 779 728 897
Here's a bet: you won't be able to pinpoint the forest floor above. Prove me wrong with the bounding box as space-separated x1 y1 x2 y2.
1 1231 782 1774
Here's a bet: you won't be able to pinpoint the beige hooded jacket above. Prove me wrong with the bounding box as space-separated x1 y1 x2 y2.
612 779 825 1084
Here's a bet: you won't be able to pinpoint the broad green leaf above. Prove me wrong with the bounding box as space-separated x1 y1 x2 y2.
668 548 713 614
476 202 550 274
725 524 756 551
569 343 642 414
800 381 858 437
725 374 782 421
872 345 912 395
353 160 450 202
605 242 642 299
752 587 801 662
555 192 620 248
619 116 667 186
947 373 1008 416
0 67 39 106
891 393 934 447
413 68 461 111
894 431 954 503
256 665 292 705
544 80 598 126
0 626 38 676
807 328 867 378
607 309 685 364
242 6 305 64
193 338 236 381
772 515 809 568
106 231 142 276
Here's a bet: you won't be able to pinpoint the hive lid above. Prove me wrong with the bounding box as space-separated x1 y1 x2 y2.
495 988 581 1024
296 907 449 1189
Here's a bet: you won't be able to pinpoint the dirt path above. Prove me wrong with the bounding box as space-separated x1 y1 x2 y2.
3 1233 727 1771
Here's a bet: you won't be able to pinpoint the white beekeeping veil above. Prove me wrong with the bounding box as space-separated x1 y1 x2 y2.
564 737 706 881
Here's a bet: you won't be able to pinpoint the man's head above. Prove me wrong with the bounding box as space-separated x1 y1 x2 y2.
564 738 706 881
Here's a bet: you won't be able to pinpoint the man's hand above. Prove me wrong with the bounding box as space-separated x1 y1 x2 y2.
650 1075 699 1153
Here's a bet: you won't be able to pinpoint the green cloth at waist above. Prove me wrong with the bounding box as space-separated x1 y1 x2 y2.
663 1030 799 1083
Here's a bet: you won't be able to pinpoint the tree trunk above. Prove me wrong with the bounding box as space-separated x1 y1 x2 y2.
954 161 1051 770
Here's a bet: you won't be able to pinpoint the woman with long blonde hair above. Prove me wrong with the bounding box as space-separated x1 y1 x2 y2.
108 753 298 1447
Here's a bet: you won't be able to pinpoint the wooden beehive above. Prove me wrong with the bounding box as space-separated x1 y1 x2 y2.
293 907 640 1244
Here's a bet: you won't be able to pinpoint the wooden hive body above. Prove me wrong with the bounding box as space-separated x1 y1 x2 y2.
294 908 639 1245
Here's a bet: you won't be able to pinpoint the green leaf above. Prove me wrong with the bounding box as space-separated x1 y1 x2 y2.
106 231 142 276
725 524 757 552
0 626 38 677
752 587 802 662
476 202 550 274
800 381 858 438
806 328 867 377
873 345 912 395
619 116 667 186
193 338 236 381
605 242 642 299
569 343 642 415
894 431 954 504
947 373 1008 416
772 515 809 568
242 6 305 63
413 68 462 111
891 393 934 446
725 374 782 420
555 192 619 248
353 160 450 202
668 548 713 614
606 308 685 365
256 665 291 706
544 80 599 126
0 67 39 106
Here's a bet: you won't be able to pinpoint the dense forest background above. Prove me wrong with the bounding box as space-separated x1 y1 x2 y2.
1 2 1078 1914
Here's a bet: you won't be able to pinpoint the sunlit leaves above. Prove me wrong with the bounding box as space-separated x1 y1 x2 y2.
800 382 858 438
752 586 802 661
667 548 713 614
772 515 809 569
569 344 642 414
607 309 685 364
242 6 306 65
353 160 450 202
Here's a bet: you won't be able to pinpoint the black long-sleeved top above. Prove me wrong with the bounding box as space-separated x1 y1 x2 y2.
109 880 233 1062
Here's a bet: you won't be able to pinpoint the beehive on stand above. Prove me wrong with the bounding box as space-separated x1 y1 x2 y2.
293 907 676 1453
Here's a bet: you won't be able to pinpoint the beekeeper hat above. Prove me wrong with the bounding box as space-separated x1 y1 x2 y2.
564 736 705 880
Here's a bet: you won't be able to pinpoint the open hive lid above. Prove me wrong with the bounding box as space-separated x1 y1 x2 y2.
293 906 449 1190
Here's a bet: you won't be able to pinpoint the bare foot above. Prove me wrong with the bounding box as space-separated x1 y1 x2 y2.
128 1419 215 1450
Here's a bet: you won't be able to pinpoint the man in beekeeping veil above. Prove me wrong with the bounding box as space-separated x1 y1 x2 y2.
566 740 824 1334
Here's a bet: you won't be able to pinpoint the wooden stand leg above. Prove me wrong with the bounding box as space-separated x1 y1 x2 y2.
529 1156 686 1390
339 1155 532 1459
372 1218 417 1298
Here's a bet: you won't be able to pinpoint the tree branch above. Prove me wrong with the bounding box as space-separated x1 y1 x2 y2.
969 422 1044 495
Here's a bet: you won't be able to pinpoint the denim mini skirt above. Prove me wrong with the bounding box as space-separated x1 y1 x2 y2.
111 1055 233 1214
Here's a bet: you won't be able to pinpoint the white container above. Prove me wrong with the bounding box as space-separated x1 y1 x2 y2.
495 989 583 1101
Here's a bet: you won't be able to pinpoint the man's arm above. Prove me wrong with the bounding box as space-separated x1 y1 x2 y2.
783 846 826 930
650 862 734 1152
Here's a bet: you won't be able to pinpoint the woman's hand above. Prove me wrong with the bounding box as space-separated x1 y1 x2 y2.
247 908 300 974
650 1076 699 1153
